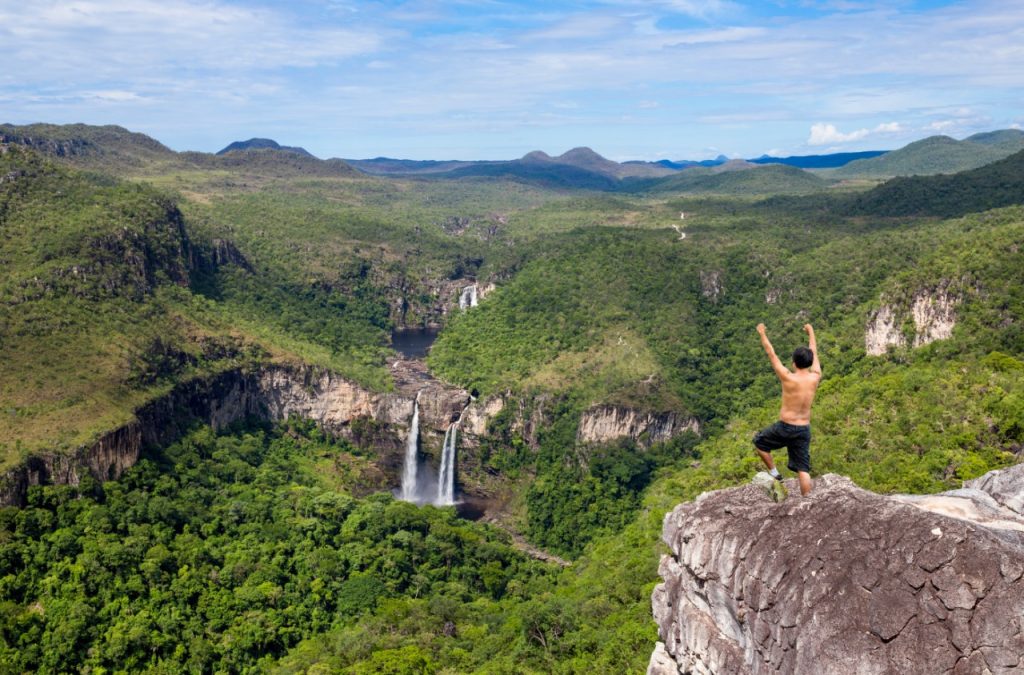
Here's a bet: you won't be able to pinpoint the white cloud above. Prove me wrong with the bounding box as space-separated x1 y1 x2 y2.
808 123 869 145
808 121 904 145
874 121 902 133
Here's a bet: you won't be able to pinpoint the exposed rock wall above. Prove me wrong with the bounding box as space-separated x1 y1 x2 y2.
865 304 906 356
865 281 964 355
911 287 959 348
0 363 481 507
650 471 1024 675
577 405 700 448
699 270 723 302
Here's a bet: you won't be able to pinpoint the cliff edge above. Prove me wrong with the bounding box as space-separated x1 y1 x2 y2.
649 467 1024 674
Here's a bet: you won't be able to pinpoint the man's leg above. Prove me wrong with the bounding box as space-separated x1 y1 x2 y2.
755 446 777 471
797 471 812 496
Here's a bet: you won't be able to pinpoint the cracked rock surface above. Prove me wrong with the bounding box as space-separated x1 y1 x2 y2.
650 472 1024 674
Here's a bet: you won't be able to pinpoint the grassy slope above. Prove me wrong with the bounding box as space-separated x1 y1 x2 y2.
833 133 1024 178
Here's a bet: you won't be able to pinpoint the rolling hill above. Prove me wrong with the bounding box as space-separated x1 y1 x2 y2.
834 130 1024 178
216 137 314 157
640 162 828 195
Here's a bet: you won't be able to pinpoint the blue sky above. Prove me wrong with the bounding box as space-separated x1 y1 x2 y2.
1 0 1022 160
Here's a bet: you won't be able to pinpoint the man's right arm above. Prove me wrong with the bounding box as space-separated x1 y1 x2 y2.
757 324 790 379
804 324 822 376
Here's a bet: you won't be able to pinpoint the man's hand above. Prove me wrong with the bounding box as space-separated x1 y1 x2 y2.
757 323 767 335
803 323 814 334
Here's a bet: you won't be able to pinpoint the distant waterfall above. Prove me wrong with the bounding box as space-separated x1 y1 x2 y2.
400 394 421 502
435 423 458 506
459 284 478 309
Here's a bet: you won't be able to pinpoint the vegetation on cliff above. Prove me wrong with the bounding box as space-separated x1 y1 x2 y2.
2 123 1024 673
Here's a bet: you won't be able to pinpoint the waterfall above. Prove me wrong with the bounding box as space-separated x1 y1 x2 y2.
400 394 421 502
435 423 457 506
459 284 478 309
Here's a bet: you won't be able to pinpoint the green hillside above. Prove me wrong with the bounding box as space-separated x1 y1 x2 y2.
847 149 1024 217
0 123 174 171
639 163 828 195
834 132 1024 178
0 145 395 468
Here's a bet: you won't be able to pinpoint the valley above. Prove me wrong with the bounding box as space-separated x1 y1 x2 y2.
0 125 1022 672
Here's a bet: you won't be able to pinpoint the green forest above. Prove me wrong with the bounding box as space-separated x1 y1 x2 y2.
1 125 1023 672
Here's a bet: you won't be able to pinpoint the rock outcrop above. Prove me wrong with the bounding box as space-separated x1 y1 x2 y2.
0 361 481 507
865 304 906 356
650 471 1024 674
699 270 723 302
865 281 964 356
577 405 700 448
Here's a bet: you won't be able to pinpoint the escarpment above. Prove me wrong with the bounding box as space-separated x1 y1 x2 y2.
650 470 1024 675
0 361 481 507
577 405 700 448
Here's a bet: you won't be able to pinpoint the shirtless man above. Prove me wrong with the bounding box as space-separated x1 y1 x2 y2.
753 323 821 497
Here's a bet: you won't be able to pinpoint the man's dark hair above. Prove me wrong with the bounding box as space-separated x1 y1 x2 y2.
793 347 814 369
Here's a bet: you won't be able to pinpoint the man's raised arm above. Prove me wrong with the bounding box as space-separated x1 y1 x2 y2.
804 324 822 375
757 323 790 379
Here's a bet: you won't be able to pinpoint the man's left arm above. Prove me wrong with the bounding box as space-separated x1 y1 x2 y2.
804 324 822 376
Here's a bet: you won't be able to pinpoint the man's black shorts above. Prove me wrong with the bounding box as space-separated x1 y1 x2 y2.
754 421 811 473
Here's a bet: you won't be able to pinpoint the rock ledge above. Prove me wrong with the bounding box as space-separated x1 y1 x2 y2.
649 470 1024 674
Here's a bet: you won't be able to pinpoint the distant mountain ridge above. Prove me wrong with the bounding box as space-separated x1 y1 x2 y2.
0 124 356 178
749 150 886 169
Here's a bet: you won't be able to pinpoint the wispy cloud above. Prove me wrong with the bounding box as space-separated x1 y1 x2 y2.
1 0 1022 159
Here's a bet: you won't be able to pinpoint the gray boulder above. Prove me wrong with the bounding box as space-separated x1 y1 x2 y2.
650 472 1024 674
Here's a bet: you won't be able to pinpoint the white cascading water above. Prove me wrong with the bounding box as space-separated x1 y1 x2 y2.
435 423 457 506
400 394 421 502
459 284 478 309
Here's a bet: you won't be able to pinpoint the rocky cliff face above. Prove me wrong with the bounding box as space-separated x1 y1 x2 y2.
649 469 1024 675
699 270 723 302
577 405 700 448
0 361 482 507
865 281 963 356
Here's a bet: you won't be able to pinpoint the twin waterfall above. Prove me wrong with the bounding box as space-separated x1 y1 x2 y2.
400 392 463 506
437 422 458 505
399 285 478 505
400 393 422 502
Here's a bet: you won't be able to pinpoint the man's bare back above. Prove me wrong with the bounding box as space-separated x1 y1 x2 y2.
753 323 821 495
